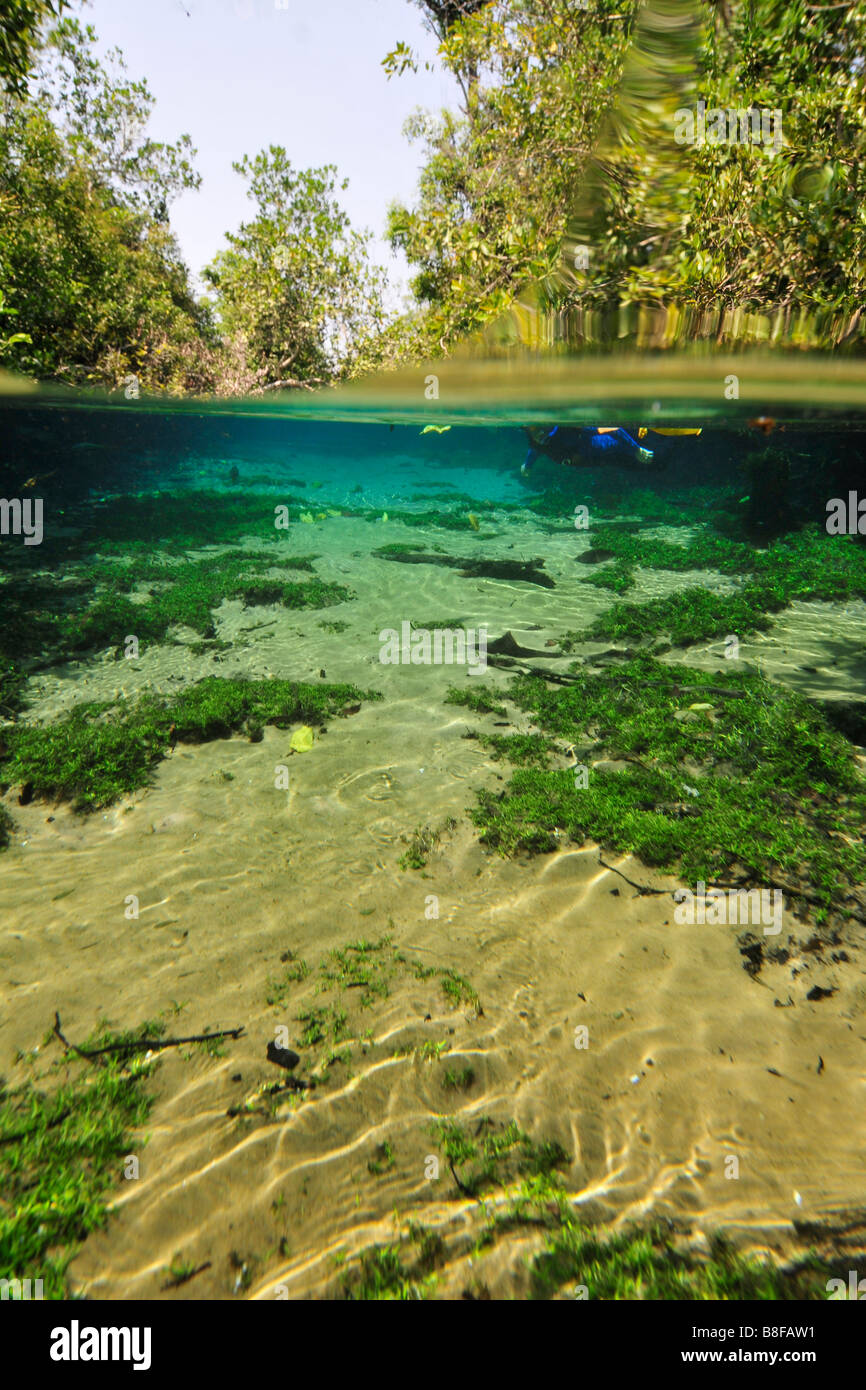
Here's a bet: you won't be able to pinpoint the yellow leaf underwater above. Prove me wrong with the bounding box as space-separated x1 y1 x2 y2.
300 512 314 524
289 725 315 753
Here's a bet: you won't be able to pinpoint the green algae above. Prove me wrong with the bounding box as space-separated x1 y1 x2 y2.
338 1120 844 1300
450 655 866 911
432 1117 569 1199
568 525 866 649
0 677 382 811
527 1212 836 1301
0 1020 161 1298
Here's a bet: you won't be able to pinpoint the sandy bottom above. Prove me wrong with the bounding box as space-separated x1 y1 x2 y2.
2 510 866 1299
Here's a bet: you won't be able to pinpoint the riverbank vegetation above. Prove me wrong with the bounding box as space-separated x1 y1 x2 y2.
1 1 864 394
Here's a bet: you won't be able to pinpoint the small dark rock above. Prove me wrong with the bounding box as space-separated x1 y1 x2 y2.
266 1041 301 1070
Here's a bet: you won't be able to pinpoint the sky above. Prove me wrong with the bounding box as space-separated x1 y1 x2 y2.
81 0 461 301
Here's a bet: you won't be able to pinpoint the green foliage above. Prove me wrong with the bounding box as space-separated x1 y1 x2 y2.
2 545 347 675
432 1117 569 1197
367 1140 396 1176
0 19 211 389
203 148 388 387
528 0 866 350
530 1223 834 1301
0 677 381 809
464 656 865 908
479 733 551 766
341 1242 436 1300
0 0 67 96
385 0 632 353
444 685 506 717
271 936 482 1080
442 1066 475 1091
567 525 866 648
399 823 441 870
0 1021 160 1297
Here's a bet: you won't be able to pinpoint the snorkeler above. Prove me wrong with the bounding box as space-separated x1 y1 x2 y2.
521 425 702 475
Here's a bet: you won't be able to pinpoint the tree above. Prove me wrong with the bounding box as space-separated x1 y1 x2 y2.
389 0 866 357
203 148 389 389
531 0 866 349
0 0 67 96
385 0 634 352
0 17 214 389
33 17 200 220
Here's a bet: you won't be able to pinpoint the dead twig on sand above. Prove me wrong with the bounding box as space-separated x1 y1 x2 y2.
52 1012 245 1060
598 854 668 896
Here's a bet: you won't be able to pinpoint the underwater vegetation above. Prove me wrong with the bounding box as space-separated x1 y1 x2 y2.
337 1130 841 1301
0 677 381 812
263 935 481 1085
0 483 431 727
449 654 866 915
398 819 457 871
0 1020 161 1297
568 521 866 648
60 553 351 656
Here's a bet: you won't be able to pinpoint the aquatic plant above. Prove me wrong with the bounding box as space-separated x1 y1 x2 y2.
340 1243 437 1301
444 687 506 717
567 525 866 649
528 1220 833 1302
431 1117 569 1199
59 552 347 654
477 733 552 767
367 1141 396 1176
339 1126 846 1300
0 677 381 811
0 1020 161 1298
398 823 442 871
441 1067 475 1092
0 543 345 700
262 936 481 1084
453 655 866 911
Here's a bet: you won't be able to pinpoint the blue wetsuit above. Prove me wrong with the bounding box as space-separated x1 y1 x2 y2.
522 426 649 474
